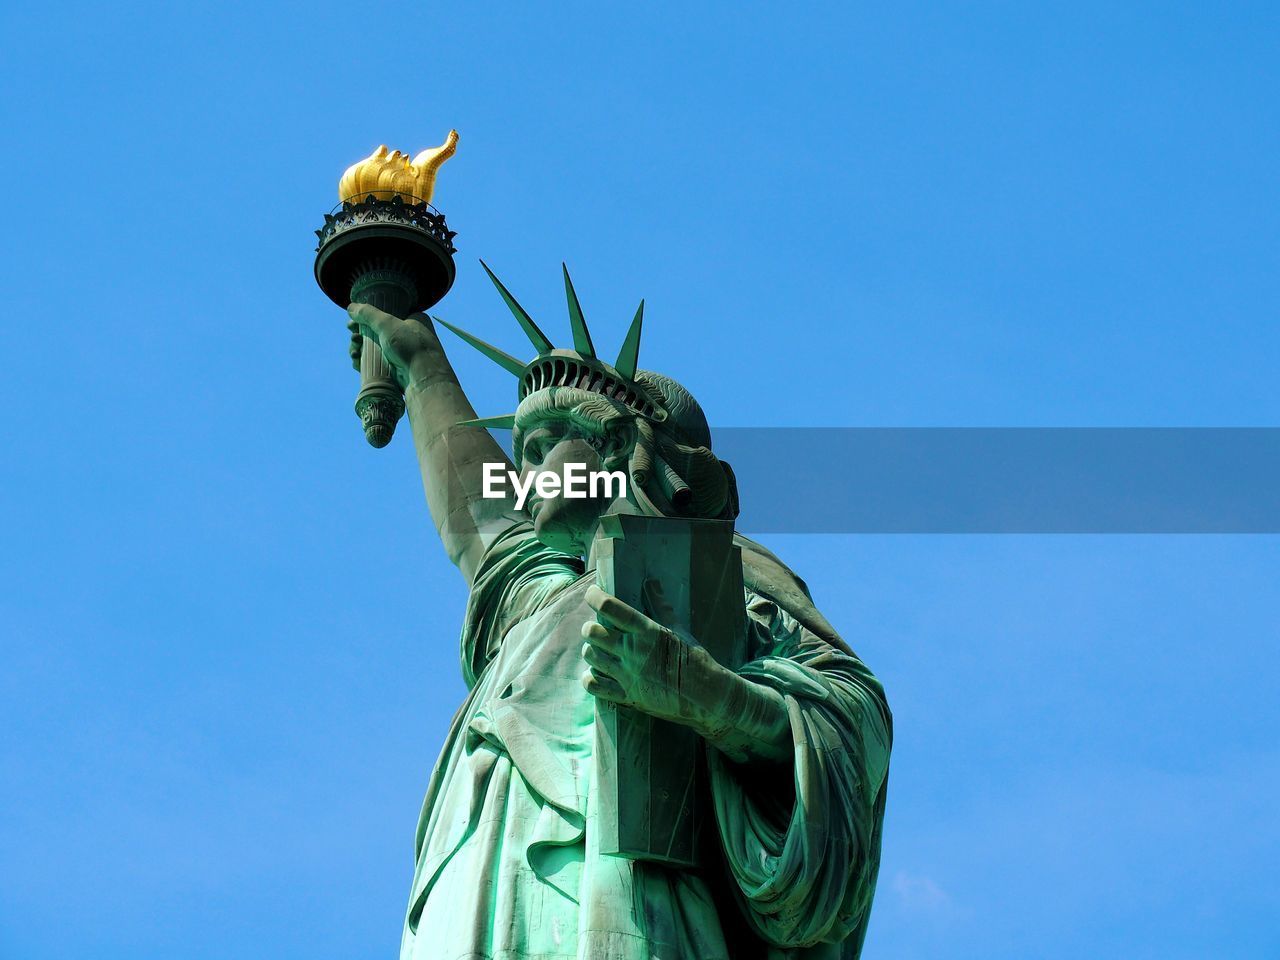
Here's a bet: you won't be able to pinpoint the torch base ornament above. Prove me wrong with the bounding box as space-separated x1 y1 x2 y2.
355 385 406 449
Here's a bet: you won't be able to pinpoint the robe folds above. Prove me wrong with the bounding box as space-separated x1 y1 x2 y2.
400 522 891 960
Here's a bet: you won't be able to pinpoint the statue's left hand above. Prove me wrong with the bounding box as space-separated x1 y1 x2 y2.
581 582 739 734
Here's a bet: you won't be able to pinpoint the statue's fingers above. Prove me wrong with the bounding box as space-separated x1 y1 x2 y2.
585 585 657 635
348 301 397 340
349 335 362 371
581 668 625 702
581 619 622 652
581 640 624 676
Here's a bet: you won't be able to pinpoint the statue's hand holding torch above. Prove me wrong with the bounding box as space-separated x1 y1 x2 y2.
345 303 440 389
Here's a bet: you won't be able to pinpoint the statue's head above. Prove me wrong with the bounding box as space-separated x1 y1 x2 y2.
440 264 738 554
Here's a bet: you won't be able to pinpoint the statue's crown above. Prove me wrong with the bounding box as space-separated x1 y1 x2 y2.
338 130 458 206
434 262 660 430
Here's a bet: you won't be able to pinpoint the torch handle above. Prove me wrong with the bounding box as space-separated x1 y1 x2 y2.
351 270 416 448
354 337 405 448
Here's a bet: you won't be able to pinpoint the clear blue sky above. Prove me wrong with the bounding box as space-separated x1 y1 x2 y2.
2 3 1278 958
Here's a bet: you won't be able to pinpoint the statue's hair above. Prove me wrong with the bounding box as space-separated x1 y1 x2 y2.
512 372 736 521
636 371 711 449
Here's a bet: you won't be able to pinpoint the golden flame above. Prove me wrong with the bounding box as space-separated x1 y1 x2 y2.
338 129 458 205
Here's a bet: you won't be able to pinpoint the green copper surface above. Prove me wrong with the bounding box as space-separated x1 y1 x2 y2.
337 272 891 960
433 315 528 376
614 300 644 379
562 263 596 357
480 258 554 353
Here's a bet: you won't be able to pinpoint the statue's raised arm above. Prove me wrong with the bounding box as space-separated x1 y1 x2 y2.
346 302 525 584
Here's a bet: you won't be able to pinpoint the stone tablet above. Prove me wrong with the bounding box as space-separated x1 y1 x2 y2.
592 513 746 866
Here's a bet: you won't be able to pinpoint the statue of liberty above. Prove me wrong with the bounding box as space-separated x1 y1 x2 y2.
343 263 892 960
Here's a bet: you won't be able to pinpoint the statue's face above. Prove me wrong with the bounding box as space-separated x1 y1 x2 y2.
518 419 629 554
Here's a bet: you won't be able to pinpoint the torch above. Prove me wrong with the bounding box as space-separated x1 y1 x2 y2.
314 131 459 447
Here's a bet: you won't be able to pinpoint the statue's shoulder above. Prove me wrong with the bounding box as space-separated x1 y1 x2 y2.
736 534 848 652
472 521 585 592
461 521 586 684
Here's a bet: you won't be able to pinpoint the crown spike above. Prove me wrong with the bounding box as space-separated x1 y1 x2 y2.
433 316 527 377
456 413 517 430
614 299 644 379
561 263 596 358
479 260 554 354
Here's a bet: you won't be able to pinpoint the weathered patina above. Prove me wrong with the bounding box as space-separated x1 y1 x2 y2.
339 270 892 958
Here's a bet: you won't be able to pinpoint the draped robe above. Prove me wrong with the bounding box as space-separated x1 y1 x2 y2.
400 522 891 960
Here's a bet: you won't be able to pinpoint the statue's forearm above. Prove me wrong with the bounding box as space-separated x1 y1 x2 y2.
402 319 525 583
694 668 793 766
